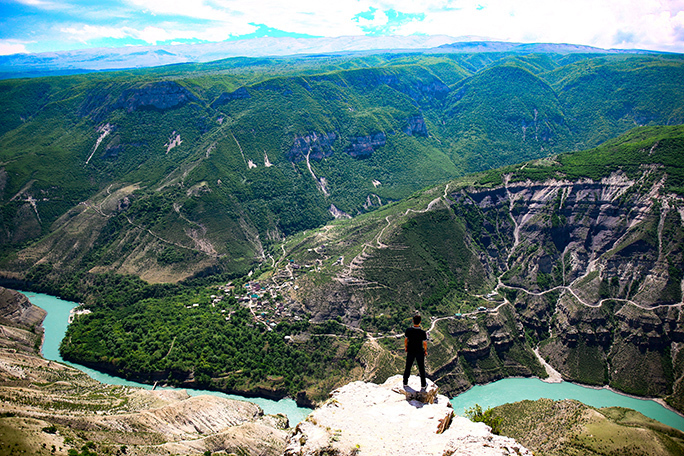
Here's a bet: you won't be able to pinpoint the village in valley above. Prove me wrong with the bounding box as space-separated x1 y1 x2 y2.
207 275 305 332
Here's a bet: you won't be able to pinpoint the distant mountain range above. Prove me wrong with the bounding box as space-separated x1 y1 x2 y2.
0 35 661 78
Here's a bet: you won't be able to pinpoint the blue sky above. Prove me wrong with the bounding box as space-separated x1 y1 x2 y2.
1 0 683 55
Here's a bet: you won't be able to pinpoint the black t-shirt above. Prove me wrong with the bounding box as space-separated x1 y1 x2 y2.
405 326 427 354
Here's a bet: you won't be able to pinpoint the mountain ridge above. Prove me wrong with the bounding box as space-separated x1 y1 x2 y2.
0 36 662 79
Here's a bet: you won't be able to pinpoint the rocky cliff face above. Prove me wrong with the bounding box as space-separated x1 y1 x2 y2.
459 171 679 302
452 169 683 398
114 81 199 112
98 391 290 455
211 86 251 108
286 130 389 161
344 132 387 158
404 114 429 136
0 287 44 329
420 168 683 401
285 375 530 456
288 131 338 161
0 287 45 355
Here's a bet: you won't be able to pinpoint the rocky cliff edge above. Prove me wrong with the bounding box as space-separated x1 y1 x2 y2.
285 375 531 456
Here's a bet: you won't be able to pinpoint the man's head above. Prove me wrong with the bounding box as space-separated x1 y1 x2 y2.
413 314 421 326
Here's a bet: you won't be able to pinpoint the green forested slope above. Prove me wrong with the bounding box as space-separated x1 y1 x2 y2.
1 52 683 284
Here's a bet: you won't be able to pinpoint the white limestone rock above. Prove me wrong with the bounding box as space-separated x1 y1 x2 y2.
391 377 440 405
285 375 531 456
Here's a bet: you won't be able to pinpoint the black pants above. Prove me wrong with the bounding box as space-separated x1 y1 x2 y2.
403 351 426 387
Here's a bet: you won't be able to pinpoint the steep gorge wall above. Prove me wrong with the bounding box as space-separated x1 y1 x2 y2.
447 170 684 403
291 164 684 407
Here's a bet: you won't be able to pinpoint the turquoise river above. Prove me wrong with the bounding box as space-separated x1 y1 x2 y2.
21 290 684 430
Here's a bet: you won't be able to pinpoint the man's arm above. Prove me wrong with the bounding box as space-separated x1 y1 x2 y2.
423 340 427 355
404 337 408 352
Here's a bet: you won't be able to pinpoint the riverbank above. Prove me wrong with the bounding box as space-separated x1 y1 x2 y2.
450 376 684 431
20 290 314 424
0 287 293 455
19 289 684 432
535 345 684 421
534 347 563 383
59 356 300 403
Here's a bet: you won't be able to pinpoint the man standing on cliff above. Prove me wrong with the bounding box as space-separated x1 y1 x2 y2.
403 314 428 389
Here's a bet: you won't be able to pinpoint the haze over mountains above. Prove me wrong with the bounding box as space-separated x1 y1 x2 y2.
0 36 661 78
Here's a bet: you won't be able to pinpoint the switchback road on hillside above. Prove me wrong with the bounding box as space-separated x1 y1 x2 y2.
279 175 684 343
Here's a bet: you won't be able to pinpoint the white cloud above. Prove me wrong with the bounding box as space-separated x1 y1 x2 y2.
61 25 130 44
379 0 684 51
125 0 371 36
126 0 235 21
7 0 684 53
15 0 57 7
135 24 254 43
354 9 390 30
0 40 31 55
60 21 258 46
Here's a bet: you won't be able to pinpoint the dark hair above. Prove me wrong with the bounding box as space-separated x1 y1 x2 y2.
413 314 421 325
